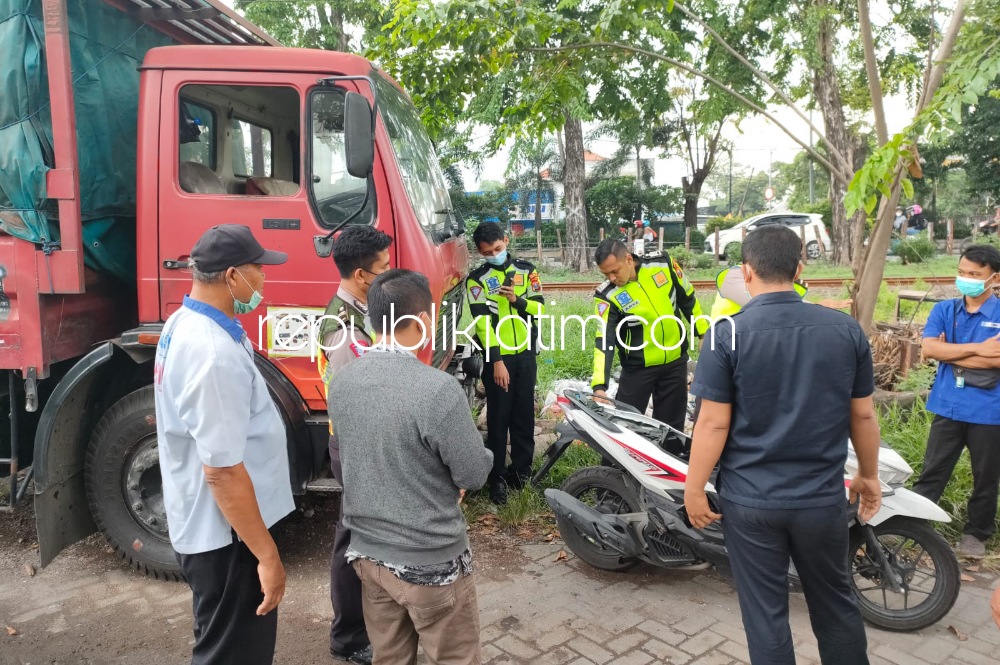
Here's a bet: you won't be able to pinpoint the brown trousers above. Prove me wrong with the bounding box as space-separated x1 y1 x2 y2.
352 558 482 665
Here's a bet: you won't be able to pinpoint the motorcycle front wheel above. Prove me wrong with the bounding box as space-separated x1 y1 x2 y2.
849 517 961 632
557 466 642 572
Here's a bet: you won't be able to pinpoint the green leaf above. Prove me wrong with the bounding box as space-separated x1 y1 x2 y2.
901 178 914 200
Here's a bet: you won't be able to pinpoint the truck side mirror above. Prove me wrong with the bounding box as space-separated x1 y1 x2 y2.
344 91 374 179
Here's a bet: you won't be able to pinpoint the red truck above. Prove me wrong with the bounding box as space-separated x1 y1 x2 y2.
0 0 474 579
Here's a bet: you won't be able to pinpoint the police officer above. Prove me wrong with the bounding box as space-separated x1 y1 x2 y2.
319 225 392 665
708 265 850 321
592 239 707 431
467 222 545 505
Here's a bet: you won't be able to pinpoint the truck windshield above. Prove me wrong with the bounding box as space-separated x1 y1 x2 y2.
310 88 374 227
370 72 454 242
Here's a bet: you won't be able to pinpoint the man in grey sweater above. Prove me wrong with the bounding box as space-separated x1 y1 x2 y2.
328 269 493 665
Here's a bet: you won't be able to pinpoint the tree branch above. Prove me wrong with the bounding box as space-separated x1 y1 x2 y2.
918 0 969 112
521 42 854 185
671 1 852 173
857 0 889 145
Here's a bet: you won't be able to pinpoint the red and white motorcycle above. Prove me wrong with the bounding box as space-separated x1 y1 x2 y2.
534 390 961 632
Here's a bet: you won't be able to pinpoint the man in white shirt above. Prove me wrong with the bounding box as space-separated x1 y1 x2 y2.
154 224 293 665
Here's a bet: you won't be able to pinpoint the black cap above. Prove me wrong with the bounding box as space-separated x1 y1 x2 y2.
190 224 288 273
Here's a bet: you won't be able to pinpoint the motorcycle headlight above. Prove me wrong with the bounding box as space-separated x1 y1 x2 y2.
846 444 913 487
877 466 912 486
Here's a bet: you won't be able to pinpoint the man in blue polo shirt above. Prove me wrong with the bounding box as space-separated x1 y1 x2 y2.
912 245 1000 560
154 224 293 665
684 225 883 665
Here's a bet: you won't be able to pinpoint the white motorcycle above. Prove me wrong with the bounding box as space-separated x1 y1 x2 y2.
534 390 961 632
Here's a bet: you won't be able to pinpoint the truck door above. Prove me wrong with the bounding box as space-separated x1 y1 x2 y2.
155 72 392 409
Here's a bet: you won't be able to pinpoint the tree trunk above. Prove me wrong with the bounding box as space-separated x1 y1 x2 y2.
852 0 969 331
315 2 349 52
813 0 856 267
534 173 544 261
681 176 704 230
563 116 590 271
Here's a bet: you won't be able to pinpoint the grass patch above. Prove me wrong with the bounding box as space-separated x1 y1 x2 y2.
536 256 960 284
461 442 603 530
895 363 937 393
879 401 1000 550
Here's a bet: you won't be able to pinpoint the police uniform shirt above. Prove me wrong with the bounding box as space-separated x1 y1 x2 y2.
154 295 294 554
320 287 375 382
591 253 708 391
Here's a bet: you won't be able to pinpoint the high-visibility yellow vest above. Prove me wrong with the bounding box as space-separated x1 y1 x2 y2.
591 254 708 391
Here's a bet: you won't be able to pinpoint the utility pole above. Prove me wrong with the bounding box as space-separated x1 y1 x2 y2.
728 147 733 214
808 108 815 205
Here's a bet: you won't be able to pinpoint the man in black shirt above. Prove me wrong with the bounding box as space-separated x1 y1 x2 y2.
684 225 883 665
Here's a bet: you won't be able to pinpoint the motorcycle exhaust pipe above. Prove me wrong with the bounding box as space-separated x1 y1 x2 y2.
544 489 644 558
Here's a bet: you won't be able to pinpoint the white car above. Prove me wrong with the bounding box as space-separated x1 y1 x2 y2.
704 212 832 260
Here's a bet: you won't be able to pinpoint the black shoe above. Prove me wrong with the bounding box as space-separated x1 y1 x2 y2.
489 479 508 505
330 645 373 665
505 471 528 491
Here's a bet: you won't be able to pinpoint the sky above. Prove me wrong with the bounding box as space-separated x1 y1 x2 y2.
462 93 915 197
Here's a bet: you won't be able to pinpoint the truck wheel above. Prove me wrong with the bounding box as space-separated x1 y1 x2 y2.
85 386 182 581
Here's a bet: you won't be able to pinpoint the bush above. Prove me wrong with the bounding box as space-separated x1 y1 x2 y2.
725 241 742 266
693 253 718 270
670 248 696 270
669 248 716 271
662 227 707 252
895 235 938 264
801 201 833 232
705 215 741 234
933 221 973 240
972 234 1000 252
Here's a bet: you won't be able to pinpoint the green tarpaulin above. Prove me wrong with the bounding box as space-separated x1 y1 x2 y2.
0 0 173 282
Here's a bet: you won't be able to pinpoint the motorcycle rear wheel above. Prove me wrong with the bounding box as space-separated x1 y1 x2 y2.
557 467 642 572
849 517 960 632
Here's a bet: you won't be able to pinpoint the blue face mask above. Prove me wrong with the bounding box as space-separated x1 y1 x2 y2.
485 250 508 266
956 275 994 298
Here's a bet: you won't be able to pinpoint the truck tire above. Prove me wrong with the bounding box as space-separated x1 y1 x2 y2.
85 386 182 581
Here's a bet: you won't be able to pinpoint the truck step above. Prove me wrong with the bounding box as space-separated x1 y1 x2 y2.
306 477 342 493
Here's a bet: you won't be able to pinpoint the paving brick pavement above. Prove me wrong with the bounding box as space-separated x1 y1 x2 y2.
473 541 1000 665
2 504 999 664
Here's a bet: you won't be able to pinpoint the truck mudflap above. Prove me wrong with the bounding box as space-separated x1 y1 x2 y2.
33 343 115 567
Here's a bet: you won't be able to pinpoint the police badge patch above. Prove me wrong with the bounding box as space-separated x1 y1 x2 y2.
671 258 684 281
597 302 610 317
485 276 502 295
653 271 668 288
513 273 525 287
615 291 639 311
470 286 484 301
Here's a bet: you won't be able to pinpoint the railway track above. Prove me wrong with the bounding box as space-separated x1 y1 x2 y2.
544 276 955 292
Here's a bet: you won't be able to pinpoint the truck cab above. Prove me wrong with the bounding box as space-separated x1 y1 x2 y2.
1 0 472 580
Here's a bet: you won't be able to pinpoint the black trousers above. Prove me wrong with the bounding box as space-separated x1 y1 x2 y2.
911 415 1000 541
721 499 869 665
617 358 688 431
177 530 280 665
329 435 370 655
482 350 537 483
